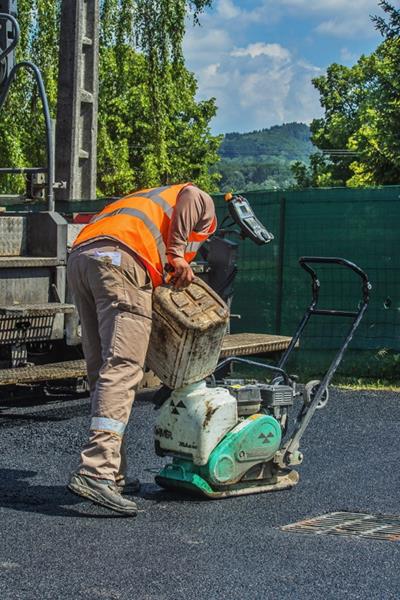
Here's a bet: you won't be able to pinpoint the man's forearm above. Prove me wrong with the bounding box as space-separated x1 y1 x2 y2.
167 185 215 260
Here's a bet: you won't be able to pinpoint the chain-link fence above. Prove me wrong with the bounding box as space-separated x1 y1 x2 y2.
213 186 400 378
4 185 400 377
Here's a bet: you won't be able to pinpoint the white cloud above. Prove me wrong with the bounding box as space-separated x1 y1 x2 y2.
217 0 241 19
231 43 291 61
296 59 322 73
209 0 383 39
280 0 377 11
315 16 377 38
202 63 221 78
340 47 359 63
183 0 383 132
280 0 382 39
208 0 283 27
184 27 233 68
208 0 381 36
185 27 323 133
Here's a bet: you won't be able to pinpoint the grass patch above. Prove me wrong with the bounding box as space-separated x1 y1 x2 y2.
223 363 400 391
334 377 400 391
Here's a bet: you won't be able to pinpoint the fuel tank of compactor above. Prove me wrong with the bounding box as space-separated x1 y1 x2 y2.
203 414 282 486
154 381 238 466
146 278 229 388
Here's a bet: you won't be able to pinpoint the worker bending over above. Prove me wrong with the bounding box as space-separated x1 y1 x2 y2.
67 183 216 516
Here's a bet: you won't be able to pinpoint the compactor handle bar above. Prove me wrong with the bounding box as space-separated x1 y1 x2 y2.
299 256 371 314
278 257 371 371
215 356 290 385
276 257 371 465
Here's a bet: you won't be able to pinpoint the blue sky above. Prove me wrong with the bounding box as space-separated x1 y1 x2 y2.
184 0 385 134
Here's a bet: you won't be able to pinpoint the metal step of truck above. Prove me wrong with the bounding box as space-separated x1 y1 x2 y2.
0 256 63 268
0 359 87 386
0 333 293 387
0 303 75 316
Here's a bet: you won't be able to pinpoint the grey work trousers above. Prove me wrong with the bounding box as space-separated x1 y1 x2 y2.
67 240 153 480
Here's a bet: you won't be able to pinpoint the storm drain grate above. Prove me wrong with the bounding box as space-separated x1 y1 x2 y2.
281 512 400 542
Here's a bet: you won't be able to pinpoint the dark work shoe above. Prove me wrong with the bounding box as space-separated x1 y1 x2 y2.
68 473 138 516
116 477 141 495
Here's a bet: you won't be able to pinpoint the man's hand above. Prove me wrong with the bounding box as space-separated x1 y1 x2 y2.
168 256 194 289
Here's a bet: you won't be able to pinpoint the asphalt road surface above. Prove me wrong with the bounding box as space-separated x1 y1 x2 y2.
0 387 399 600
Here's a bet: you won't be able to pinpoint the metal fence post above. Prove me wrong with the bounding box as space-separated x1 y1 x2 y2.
275 194 286 334
55 0 99 202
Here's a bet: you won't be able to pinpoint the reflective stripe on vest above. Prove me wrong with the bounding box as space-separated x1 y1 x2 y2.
73 183 216 287
186 241 203 253
91 207 167 267
129 186 174 218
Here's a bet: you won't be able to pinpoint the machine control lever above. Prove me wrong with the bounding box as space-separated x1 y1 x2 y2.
226 194 274 246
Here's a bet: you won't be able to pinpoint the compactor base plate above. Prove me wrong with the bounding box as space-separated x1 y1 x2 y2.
155 467 299 499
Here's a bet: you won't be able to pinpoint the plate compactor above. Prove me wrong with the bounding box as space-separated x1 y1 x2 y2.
153 257 371 498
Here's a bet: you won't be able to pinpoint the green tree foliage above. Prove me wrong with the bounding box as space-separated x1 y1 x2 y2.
293 1 400 188
372 0 400 38
290 152 346 189
0 0 60 193
98 0 220 195
220 123 312 160
213 123 314 192
0 0 220 196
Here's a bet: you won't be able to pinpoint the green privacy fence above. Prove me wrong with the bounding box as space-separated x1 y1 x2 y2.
3 185 400 377
213 186 400 378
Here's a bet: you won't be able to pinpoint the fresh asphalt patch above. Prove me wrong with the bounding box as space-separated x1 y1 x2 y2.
0 388 399 599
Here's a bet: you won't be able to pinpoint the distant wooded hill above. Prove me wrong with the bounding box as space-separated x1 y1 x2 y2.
213 122 314 192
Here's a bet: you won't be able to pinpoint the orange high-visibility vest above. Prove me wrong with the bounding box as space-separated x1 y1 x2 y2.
72 183 217 287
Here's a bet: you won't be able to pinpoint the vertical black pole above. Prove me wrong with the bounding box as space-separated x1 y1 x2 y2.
0 1 18 87
275 195 286 334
